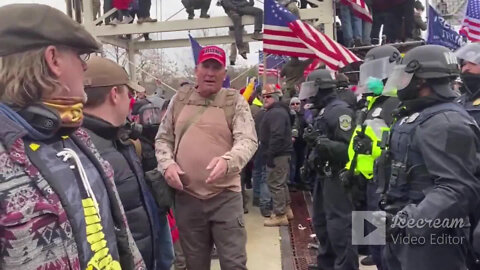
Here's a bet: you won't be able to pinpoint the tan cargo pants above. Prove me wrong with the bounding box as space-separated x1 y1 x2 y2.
175 190 247 270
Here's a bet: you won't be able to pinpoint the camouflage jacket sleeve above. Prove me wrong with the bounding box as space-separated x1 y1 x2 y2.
221 94 258 175
155 95 177 174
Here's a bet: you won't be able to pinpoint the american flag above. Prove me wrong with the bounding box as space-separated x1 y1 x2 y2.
258 51 287 76
460 0 480 42
263 0 362 70
304 58 322 77
340 0 373 23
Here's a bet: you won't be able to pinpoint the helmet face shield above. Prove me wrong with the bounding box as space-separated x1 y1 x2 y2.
299 81 318 101
359 57 396 86
455 43 480 65
139 106 163 125
383 65 415 97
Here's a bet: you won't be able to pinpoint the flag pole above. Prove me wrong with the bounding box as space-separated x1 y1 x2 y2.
263 52 268 86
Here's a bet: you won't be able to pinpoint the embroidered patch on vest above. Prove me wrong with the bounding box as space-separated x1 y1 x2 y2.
339 115 352 131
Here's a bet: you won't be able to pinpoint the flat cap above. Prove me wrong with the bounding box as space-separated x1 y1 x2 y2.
84 56 145 92
0 4 101 57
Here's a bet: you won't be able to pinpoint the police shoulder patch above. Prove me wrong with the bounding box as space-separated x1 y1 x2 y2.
339 115 352 131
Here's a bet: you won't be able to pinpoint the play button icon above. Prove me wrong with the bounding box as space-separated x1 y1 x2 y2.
352 211 386 245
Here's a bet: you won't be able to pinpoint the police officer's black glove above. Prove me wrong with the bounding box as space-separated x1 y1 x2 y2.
315 136 332 156
303 128 315 145
248 0 255 6
353 135 372 155
339 169 353 189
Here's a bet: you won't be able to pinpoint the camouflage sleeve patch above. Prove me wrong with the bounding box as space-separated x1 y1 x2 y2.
221 94 258 175
155 95 177 174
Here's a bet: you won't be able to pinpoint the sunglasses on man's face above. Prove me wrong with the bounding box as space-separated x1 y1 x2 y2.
263 95 273 99
291 102 300 105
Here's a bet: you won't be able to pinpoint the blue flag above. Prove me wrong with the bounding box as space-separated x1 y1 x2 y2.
222 75 231 88
427 5 465 50
189 34 203 65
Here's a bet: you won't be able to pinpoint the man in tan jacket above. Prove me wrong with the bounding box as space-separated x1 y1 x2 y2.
155 45 258 270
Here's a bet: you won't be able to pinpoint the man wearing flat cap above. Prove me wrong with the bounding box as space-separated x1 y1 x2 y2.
0 4 144 270
82 56 175 270
155 46 258 269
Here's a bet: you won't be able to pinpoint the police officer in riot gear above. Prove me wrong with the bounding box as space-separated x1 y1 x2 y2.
342 45 401 269
455 42 480 269
455 43 480 124
300 69 357 270
378 44 480 270
134 95 168 171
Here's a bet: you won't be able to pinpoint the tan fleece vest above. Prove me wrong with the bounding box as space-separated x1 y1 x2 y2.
174 89 240 199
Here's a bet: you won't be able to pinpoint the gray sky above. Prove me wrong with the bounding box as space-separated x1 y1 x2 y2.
0 0 262 70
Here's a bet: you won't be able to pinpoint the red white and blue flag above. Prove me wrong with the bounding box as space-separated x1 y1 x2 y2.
340 0 373 23
263 0 362 70
258 51 287 76
460 0 480 42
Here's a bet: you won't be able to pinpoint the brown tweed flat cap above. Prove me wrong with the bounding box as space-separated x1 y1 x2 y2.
0 4 101 57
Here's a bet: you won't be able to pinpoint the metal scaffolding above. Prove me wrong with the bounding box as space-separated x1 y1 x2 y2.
78 0 335 82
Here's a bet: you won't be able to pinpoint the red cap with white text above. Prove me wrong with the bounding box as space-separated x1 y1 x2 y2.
198 45 226 67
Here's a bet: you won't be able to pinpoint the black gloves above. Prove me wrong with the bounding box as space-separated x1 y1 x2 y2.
353 134 373 155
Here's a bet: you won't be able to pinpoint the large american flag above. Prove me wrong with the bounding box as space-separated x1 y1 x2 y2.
263 0 362 70
340 0 373 23
258 51 287 76
460 0 480 42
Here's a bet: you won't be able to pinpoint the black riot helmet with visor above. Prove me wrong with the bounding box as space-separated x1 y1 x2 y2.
136 95 168 141
358 45 402 95
299 69 337 102
455 43 480 98
384 45 460 100
138 95 167 126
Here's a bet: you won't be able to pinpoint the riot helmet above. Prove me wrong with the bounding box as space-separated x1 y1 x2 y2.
455 43 480 98
359 45 402 95
136 95 168 140
299 69 336 101
384 45 460 101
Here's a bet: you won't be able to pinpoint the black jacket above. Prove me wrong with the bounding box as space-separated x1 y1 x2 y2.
260 102 293 160
83 115 159 270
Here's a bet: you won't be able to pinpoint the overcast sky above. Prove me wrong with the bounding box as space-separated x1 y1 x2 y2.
0 0 262 72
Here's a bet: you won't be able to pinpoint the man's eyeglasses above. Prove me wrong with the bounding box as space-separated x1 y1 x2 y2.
80 53 91 62
263 95 273 99
291 102 300 105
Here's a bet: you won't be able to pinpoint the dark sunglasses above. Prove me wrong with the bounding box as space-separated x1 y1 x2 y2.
263 95 273 99
291 102 300 105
